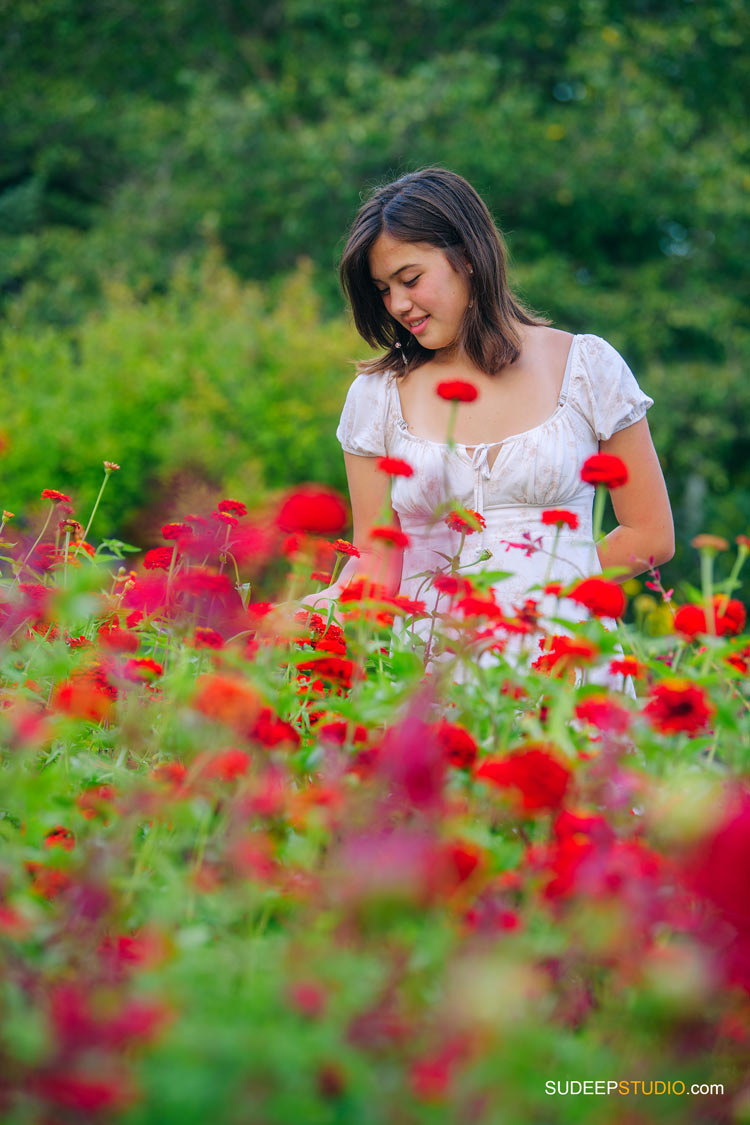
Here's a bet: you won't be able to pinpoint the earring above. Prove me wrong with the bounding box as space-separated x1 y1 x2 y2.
394 341 408 367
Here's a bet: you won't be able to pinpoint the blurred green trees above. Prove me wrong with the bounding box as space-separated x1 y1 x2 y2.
1 0 748 552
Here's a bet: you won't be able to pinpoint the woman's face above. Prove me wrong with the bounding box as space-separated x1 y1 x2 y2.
368 233 471 354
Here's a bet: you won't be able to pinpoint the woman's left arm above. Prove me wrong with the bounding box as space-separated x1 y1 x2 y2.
596 417 675 580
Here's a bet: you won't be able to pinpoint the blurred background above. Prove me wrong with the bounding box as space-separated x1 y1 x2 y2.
1 0 748 590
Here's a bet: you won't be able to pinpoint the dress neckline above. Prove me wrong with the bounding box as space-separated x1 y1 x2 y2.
390 334 580 456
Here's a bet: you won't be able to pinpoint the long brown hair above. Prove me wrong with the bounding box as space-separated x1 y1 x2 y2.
339 168 549 377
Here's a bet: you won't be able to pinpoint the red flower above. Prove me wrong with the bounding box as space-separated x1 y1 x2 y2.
377 456 414 477
76 784 116 821
217 498 248 517
574 694 631 733
433 574 471 597
97 623 140 652
143 546 175 571
686 791 750 988
436 380 479 402
193 674 261 732
384 593 427 616
193 626 224 649
568 577 626 618
161 522 193 540
475 745 571 811
277 486 348 535
532 634 599 676
333 538 360 557
434 720 478 769
609 655 644 678
252 707 301 748
44 825 75 851
339 577 387 602
317 719 368 745
123 657 163 682
580 453 628 488
32 1071 134 1112
674 597 747 639
297 656 360 688
644 679 714 735
41 488 71 503
212 509 238 527
288 981 327 1018
445 508 486 534
369 525 411 548
727 645 750 675
454 594 503 620
54 670 117 721
541 508 579 530
201 748 251 781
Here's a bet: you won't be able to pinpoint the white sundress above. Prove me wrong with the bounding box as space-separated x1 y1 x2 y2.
335 333 653 682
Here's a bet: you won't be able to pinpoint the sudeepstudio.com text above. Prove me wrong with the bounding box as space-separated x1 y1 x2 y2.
545 1080 723 1097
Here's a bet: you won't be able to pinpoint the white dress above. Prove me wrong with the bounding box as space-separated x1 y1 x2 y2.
335 334 653 677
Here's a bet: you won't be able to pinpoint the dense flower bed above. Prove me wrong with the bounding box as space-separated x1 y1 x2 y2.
0 468 749 1124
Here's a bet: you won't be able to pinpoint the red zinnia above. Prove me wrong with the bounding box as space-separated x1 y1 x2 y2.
580 453 628 488
369 526 411 548
609 655 644 678
332 539 360 557
445 509 486 534
568 576 626 618
532 634 599 675
217 498 248 517
201 748 251 781
433 574 471 597
674 597 747 639
541 508 579 531
436 380 479 402
123 657 163 682
44 825 75 851
41 488 71 503
434 720 478 769
574 694 631 733
377 457 414 477
277 486 348 535
143 546 175 571
475 745 571 811
644 679 714 735
161 522 193 540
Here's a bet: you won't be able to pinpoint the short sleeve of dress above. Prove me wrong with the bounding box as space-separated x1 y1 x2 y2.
335 373 389 457
576 334 654 441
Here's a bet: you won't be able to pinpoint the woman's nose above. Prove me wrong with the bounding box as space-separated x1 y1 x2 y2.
389 287 413 315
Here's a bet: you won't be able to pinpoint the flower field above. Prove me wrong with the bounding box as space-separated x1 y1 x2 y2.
1 467 750 1124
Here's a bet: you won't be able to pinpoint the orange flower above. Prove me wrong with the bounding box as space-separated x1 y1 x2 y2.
192 674 261 733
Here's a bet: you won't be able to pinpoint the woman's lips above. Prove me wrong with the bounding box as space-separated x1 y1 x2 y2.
407 316 430 336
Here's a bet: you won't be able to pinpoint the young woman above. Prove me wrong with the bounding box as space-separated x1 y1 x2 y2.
306 168 674 667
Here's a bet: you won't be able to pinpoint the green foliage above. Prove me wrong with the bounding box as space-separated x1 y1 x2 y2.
0 255 361 541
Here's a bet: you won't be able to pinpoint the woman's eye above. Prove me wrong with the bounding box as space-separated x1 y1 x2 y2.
403 277 420 287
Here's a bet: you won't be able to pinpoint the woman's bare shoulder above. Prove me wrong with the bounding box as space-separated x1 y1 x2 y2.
516 324 575 364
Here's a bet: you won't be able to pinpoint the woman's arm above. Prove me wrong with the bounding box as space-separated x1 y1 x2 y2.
595 417 675 580
301 452 404 609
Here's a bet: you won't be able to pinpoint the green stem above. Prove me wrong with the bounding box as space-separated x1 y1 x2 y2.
591 485 606 545
720 544 748 600
17 501 55 579
62 530 71 587
74 468 113 559
699 550 716 636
